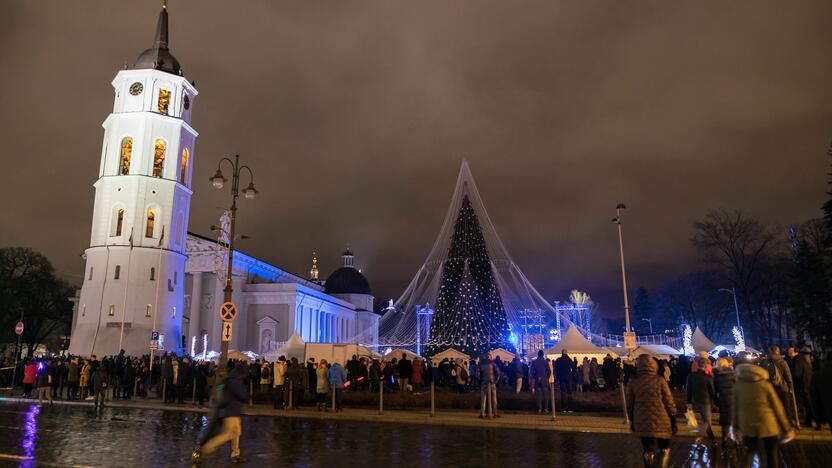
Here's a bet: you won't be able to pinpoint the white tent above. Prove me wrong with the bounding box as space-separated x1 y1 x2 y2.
489 348 517 363
382 348 420 362
691 327 717 354
632 344 681 360
263 331 305 362
431 347 470 363
544 325 613 360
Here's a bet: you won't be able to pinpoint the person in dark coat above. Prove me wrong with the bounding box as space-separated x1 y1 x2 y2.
67 358 80 400
398 356 412 392
554 351 575 412
792 346 815 428
194 363 208 406
307 358 317 397
286 358 303 408
687 356 716 441
765 346 797 427
123 360 136 399
602 354 618 390
810 353 825 431
161 356 174 403
369 359 380 392
194 363 248 463
36 361 53 406
819 351 832 434
713 357 735 445
626 354 677 467
176 358 192 404
530 350 551 413
91 363 109 409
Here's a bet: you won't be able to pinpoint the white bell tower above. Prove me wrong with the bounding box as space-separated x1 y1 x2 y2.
69 3 198 357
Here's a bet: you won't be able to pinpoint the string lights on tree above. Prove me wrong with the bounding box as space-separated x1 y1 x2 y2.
732 326 746 353
682 324 694 355
425 196 512 358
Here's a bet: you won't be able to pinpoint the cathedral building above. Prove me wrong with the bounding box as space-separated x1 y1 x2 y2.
68 5 378 357
184 237 378 356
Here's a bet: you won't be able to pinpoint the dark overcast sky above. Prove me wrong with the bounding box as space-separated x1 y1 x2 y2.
2 1 831 320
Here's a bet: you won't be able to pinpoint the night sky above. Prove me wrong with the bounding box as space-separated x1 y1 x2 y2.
2 1 831 322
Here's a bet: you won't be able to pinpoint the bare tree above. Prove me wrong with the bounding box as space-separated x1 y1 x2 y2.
654 270 733 341
691 209 788 347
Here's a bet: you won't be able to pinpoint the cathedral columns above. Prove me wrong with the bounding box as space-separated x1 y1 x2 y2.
187 272 203 349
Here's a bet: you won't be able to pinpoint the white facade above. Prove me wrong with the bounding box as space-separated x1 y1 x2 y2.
184 235 380 355
69 9 198 357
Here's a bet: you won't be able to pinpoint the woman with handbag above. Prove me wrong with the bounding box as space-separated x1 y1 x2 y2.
626 354 677 468
732 363 793 468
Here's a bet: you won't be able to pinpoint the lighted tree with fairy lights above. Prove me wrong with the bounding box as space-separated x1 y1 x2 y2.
425 196 512 358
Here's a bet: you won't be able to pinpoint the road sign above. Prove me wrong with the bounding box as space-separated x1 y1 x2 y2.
150 340 159 350
220 302 237 322
623 332 637 350
150 331 160 341
15 322 24 336
221 322 233 342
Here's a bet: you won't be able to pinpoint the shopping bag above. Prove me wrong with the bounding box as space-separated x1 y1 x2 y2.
685 408 699 430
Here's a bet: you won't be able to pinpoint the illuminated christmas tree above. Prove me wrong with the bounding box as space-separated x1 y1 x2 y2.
425 196 512 358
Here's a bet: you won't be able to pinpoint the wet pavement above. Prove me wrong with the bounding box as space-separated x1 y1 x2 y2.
0 401 829 467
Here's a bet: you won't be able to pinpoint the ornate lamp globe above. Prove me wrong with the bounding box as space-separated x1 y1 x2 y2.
243 182 258 200
210 169 227 189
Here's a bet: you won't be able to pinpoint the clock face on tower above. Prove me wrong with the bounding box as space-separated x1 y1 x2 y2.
129 82 144 96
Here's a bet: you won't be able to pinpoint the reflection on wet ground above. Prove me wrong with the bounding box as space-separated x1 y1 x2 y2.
0 402 828 467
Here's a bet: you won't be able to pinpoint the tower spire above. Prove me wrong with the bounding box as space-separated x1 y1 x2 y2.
134 2 182 75
310 251 319 281
154 2 169 49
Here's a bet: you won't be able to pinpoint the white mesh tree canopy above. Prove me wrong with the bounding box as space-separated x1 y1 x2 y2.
353 161 656 352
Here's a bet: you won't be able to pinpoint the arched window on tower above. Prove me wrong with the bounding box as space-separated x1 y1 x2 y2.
119 137 133 175
114 208 124 236
158 89 171 115
180 148 189 184
153 139 166 177
146 209 156 238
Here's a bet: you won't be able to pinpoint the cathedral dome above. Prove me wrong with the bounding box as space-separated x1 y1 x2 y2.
324 267 372 295
135 47 181 76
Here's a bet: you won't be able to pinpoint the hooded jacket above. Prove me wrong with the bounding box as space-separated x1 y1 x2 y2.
626 355 677 439
731 364 790 438
713 366 735 425
328 363 347 389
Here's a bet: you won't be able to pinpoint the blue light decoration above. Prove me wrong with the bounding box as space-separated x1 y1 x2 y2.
509 333 518 344
549 328 560 343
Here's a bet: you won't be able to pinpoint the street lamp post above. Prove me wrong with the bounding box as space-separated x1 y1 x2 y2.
210 154 257 376
640 318 653 335
612 204 632 336
718 287 743 340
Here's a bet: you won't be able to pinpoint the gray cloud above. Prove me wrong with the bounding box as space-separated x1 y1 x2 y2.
1 1 830 321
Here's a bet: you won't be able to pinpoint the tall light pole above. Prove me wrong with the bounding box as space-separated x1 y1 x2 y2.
210 155 257 376
612 204 632 338
718 287 743 340
640 318 653 335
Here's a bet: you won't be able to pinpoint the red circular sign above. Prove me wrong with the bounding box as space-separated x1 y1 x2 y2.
15 322 24 335
220 302 237 322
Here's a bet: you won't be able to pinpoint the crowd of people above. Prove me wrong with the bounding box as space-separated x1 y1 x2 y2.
627 346 832 468
3 345 832 465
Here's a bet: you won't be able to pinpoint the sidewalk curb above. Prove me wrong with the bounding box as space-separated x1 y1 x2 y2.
1 397 830 442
